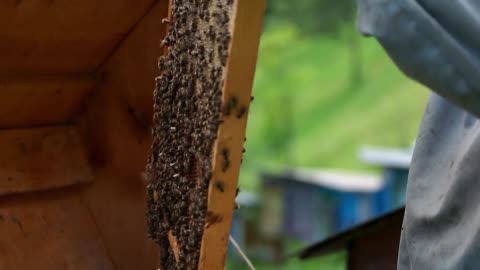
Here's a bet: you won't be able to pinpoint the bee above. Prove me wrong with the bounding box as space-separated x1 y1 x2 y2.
161 36 171 47
236 105 248 119
223 96 238 116
215 181 225 192
221 148 230 172
190 19 198 33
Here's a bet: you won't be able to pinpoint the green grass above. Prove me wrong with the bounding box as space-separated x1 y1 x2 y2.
239 24 429 191
232 24 429 269
227 252 346 270
226 238 346 270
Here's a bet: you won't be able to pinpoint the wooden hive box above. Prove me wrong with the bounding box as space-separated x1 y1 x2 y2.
0 0 266 269
0 1 170 269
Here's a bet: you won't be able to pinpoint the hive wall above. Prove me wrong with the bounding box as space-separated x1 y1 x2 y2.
0 0 170 269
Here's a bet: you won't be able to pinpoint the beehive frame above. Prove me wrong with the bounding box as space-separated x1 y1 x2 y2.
197 1 266 268
147 0 266 269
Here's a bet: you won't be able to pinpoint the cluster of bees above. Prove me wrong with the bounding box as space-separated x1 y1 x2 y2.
146 0 234 269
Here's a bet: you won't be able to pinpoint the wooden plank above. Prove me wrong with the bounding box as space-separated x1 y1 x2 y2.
0 126 92 196
80 0 168 173
98 0 169 122
349 211 403 270
197 0 266 269
0 189 116 270
75 3 169 268
0 0 156 74
0 76 97 128
81 169 160 270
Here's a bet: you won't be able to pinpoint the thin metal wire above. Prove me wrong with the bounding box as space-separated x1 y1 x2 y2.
229 235 257 270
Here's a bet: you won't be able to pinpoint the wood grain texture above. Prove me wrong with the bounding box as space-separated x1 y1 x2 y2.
0 0 156 75
197 0 266 269
0 0 168 269
81 169 160 270
81 0 167 173
0 126 92 197
76 2 169 269
0 76 97 129
0 188 115 270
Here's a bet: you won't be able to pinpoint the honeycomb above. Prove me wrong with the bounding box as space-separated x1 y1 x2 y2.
146 0 234 269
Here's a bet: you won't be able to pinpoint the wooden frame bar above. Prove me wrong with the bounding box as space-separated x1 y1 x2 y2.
197 1 266 269
157 1 265 269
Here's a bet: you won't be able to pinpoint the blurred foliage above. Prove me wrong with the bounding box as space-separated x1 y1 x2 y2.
264 0 356 36
227 251 346 270
230 1 429 269
239 24 429 191
264 0 364 88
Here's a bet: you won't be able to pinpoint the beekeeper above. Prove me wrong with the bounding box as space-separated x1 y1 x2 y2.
356 1 480 269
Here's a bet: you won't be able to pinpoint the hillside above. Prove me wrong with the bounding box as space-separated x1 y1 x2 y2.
239 25 430 192
231 24 430 270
